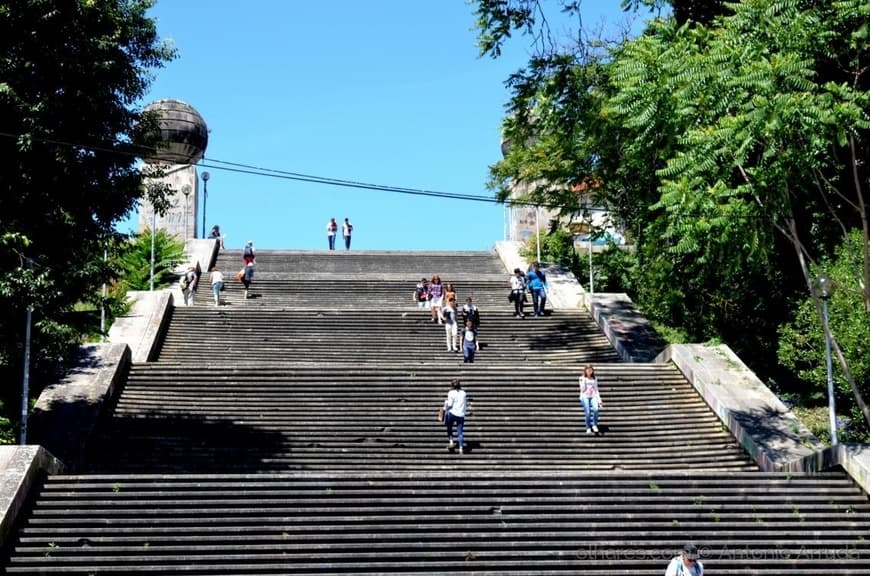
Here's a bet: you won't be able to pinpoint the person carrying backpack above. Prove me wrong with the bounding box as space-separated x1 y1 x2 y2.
526 261 548 317
243 240 256 265
180 266 198 307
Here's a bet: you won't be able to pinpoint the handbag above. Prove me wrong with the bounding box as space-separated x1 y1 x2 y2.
437 407 445 422
235 269 245 282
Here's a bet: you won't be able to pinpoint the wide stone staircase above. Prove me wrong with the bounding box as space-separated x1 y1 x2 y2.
3 250 870 574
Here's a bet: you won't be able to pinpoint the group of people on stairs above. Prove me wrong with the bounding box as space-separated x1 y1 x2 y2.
413 277 482 363
179 237 257 307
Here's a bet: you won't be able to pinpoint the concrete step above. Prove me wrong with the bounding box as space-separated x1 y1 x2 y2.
81 364 755 474
5 471 870 574
183 278 525 310
156 309 620 365
214 249 510 276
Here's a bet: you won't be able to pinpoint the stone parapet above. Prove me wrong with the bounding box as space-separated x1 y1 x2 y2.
838 443 870 496
0 446 63 549
659 344 826 471
28 343 131 471
663 343 870 493
108 290 172 362
588 294 666 363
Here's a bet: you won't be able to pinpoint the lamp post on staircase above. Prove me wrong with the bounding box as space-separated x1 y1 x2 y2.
201 171 210 239
815 276 838 446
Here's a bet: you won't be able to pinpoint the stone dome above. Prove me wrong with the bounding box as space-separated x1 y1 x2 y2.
140 99 208 164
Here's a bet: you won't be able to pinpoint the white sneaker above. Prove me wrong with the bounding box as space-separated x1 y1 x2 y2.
586 428 592 434
592 425 599 433
448 440 454 449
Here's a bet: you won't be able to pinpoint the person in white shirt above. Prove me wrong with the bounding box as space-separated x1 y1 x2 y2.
342 217 353 250
665 544 703 576
440 297 459 352
460 319 478 363
509 268 526 318
443 378 468 454
579 364 602 434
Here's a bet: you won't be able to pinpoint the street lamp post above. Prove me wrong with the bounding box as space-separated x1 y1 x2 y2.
201 171 210 239
182 185 191 241
816 276 838 446
149 206 156 291
587 231 594 299
535 205 541 264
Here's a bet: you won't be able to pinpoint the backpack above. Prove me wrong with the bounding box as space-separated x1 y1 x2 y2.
243 245 254 258
180 276 189 290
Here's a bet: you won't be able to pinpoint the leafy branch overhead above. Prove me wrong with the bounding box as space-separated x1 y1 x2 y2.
475 0 869 436
0 1 176 431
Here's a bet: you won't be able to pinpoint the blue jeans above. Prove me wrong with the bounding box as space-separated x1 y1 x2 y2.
445 413 465 447
530 288 546 315
328 235 336 250
581 395 600 429
463 340 476 363
344 235 351 249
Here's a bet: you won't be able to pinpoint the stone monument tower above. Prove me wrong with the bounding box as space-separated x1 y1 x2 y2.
138 99 209 240
500 133 559 244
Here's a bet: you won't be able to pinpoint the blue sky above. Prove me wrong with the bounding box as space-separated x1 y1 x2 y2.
126 1 641 250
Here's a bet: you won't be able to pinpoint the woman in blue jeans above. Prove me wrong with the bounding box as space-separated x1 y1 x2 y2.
443 378 468 454
579 364 602 434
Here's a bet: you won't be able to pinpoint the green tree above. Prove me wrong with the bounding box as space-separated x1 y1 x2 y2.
778 230 870 441
0 0 175 434
117 229 186 291
473 0 869 426
646 0 870 425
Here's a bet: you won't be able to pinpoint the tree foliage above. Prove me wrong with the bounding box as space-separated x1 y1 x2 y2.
0 0 175 433
474 0 870 433
117 229 186 292
779 230 870 441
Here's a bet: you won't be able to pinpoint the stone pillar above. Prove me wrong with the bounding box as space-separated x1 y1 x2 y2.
138 164 200 240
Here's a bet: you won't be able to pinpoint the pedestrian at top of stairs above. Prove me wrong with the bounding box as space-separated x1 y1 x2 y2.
342 217 353 250
208 224 224 249
326 217 338 250
664 543 703 576
243 240 256 265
